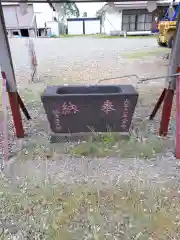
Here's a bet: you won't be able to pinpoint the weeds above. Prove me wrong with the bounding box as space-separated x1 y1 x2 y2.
69 132 118 158
68 127 165 159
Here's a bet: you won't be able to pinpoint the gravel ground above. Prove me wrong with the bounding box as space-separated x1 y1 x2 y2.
9 37 167 86
5 153 178 188
1 36 177 188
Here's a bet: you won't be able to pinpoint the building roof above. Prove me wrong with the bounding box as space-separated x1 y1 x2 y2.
1 1 55 10
96 1 180 16
1 2 32 5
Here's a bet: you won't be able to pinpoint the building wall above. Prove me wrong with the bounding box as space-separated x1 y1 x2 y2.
3 3 61 37
46 21 59 36
29 29 36 37
101 7 154 35
3 4 35 29
99 2 175 35
33 3 57 29
101 9 122 35
67 18 101 35
68 20 83 34
84 20 100 34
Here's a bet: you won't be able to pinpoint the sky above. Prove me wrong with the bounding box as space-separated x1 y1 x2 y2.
76 2 105 17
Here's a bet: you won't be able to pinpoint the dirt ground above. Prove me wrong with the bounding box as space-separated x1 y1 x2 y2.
0 37 179 239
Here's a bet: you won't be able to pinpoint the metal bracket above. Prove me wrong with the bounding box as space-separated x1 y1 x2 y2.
97 73 180 85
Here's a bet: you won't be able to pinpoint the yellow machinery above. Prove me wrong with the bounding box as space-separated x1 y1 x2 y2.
157 1 179 48
157 20 176 48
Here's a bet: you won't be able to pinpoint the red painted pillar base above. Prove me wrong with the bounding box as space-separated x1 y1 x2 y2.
149 88 167 120
8 92 24 138
159 89 174 136
176 71 180 158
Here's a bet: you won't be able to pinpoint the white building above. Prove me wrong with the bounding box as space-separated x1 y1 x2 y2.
96 1 180 36
67 17 101 35
2 2 36 37
33 3 59 36
2 2 60 37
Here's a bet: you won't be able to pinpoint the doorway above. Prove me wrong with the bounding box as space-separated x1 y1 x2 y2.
20 29 29 37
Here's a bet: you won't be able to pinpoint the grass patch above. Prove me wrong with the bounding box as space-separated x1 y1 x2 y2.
59 34 98 38
59 34 157 39
96 35 123 39
119 135 164 158
126 34 157 38
68 129 165 159
69 132 119 158
121 47 170 59
16 125 166 161
96 34 157 39
0 179 180 239
59 34 118 38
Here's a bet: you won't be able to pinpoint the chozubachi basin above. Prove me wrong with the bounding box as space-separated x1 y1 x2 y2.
41 84 138 134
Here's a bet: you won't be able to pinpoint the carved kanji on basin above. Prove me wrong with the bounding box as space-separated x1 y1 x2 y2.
41 85 138 133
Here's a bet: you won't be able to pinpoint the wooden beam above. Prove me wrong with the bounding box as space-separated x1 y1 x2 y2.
0 1 17 92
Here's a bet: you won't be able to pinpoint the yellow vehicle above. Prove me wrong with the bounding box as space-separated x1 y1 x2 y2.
157 1 179 48
157 20 176 48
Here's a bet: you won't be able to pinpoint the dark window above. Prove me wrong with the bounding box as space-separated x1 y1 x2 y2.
20 29 29 37
38 29 44 36
122 9 152 31
12 31 19 36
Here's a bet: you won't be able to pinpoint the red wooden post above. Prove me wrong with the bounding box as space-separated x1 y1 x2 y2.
8 92 24 138
176 69 180 158
1 71 25 138
159 89 174 136
1 71 24 138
